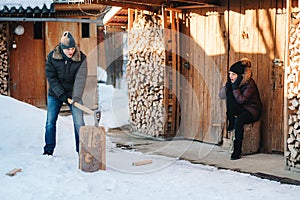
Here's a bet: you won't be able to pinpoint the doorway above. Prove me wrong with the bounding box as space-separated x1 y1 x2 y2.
9 22 46 107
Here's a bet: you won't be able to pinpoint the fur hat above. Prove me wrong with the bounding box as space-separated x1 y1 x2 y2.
240 58 251 68
60 31 76 49
229 61 246 75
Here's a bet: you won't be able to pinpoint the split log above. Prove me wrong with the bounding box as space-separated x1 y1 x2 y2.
79 126 106 172
132 159 153 166
6 168 22 176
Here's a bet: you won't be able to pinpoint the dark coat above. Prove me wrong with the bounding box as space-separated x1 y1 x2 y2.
46 45 87 101
232 78 262 121
230 67 262 121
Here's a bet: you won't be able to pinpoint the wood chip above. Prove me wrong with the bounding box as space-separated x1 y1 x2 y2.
6 168 22 177
132 159 153 166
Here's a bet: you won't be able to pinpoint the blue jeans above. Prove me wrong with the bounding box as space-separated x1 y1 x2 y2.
44 95 85 153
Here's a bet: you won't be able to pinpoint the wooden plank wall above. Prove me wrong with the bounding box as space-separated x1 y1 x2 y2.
181 0 289 151
45 19 98 109
180 5 227 144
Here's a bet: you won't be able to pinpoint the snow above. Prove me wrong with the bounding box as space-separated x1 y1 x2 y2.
0 0 53 10
1 84 300 200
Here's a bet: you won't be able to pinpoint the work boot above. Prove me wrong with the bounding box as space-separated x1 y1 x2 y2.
231 140 242 160
43 150 53 156
228 129 235 154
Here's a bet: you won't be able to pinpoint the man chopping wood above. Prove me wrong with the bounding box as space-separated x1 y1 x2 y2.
43 31 87 156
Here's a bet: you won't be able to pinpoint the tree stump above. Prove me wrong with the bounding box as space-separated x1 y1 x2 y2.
222 120 261 155
242 121 261 155
79 126 106 172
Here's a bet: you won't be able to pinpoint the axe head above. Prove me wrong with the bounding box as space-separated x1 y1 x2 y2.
94 109 101 127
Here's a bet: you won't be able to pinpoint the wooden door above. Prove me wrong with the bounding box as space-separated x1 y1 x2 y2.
228 0 285 152
180 6 228 144
10 22 46 107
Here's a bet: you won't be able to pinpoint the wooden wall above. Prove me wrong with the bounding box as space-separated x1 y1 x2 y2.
180 5 228 144
180 0 292 152
45 18 99 109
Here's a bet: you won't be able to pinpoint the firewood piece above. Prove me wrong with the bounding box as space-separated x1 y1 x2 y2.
132 159 153 166
79 126 106 172
6 168 22 176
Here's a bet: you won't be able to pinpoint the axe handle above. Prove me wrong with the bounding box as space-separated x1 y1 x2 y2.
67 98 94 115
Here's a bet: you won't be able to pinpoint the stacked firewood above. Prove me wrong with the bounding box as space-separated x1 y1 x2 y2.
126 14 166 137
286 12 300 169
0 23 9 95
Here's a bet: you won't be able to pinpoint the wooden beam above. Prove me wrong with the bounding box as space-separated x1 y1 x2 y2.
54 3 106 11
100 0 163 6
128 8 134 30
175 4 219 9
112 15 128 20
91 1 152 10
91 0 221 10
171 0 220 5
106 22 128 26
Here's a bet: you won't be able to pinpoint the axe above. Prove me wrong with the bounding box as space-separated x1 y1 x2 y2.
67 98 101 127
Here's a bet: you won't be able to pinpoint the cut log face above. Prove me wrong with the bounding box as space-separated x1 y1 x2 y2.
126 13 166 137
79 126 106 172
286 12 300 169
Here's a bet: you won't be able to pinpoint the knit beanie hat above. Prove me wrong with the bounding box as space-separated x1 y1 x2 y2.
60 31 76 49
229 61 246 75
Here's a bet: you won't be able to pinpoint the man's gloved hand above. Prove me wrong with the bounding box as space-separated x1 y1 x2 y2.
59 93 69 104
232 75 243 90
72 97 81 103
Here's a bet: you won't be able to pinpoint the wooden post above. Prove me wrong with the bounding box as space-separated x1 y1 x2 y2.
128 8 134 31
79 126 106 172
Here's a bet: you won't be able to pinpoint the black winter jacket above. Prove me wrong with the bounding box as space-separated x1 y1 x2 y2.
232 78 262 121
46 45 87 101
228 66 262 121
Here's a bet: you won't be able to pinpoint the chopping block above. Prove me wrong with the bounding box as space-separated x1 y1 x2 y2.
79 126 106 172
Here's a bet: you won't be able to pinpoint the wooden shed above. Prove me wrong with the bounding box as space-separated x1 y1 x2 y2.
100 0 300 167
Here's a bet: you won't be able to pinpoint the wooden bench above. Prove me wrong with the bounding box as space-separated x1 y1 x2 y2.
222 120 261 155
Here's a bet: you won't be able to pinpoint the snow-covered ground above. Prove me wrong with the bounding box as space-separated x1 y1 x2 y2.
1 84 299 200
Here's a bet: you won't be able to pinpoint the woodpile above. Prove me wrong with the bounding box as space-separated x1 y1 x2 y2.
126 14 166 137
0 23 9 95
286 12 300 169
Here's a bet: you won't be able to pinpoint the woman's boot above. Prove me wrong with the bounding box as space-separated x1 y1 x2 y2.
231 140 242 160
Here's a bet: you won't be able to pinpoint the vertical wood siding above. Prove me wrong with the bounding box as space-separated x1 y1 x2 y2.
181 0 287 151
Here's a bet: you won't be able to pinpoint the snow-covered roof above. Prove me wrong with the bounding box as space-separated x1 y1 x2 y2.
0 0 54 14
